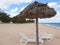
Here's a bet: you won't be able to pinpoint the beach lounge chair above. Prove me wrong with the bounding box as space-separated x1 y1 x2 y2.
33 31 54 40
20 32 43 45
39 34 54 40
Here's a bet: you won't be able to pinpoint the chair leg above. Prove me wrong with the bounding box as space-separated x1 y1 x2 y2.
39 43 43 45
20 38 28 45
24 41 28 45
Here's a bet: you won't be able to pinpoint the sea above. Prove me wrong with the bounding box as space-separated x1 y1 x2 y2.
40 23 60 29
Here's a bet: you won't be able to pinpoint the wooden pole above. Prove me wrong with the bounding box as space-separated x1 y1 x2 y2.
36 16 39 45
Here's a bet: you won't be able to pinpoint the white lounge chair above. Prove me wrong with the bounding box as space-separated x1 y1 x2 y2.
33 31 54 40
20 32 43 45
39 34 54 40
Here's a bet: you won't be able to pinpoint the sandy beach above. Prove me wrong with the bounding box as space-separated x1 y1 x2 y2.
0 23 60 45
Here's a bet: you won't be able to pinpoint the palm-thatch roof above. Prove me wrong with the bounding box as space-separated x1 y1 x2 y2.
18 1 56 19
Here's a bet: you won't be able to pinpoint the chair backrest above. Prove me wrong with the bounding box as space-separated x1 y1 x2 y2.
20 32 29 40
40 34 54 40
20 32 44 43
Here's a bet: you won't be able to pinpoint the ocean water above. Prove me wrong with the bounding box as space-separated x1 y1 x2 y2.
40 23 60 28
47 23 60 27
45 23 60 29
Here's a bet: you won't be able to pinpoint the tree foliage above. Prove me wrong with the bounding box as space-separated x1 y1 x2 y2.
11 16 27 23
11 16 19 23
26 19 34 23
0 10 34 23
0 12 11 23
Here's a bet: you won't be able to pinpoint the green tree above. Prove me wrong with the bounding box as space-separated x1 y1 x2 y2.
11 16 26 23
26 19 34 23
0 12 11 23
11 16 19 23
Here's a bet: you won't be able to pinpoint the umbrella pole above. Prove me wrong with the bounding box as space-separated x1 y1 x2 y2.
36 17 39 45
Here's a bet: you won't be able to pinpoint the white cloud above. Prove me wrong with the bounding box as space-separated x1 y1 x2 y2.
0 0 32 9
20 5 28 11
48 2 57 8
5 7 19 17
48 2 60 9
10 7 18 13
20 7 26 12
39 17 60 23
8 6 27 17
55 5 60 9
0 3 9 9
5 5 28 17
56 11 60 15
9 7 19 17
10 12 19 17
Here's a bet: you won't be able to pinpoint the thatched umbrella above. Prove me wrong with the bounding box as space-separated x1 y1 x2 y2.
18 1 56 45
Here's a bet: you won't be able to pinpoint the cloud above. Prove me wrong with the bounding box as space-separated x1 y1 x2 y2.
5 7 19 17
39 17 60 23
0 0 32 9
9 7 19 17
10 7 18 13
5 5 28 17
48 2 60 9
10 12 19 17
48 2 57 8
0 0 32 17
20 7 26 12
8 6 27 17
20 5 28 12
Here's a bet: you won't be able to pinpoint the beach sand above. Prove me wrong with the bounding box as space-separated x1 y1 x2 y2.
0 23 60 45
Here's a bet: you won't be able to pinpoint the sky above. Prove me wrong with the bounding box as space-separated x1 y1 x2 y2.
0 0 60 23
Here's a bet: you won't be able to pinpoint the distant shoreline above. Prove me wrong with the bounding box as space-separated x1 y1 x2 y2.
46 24 60 30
